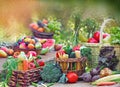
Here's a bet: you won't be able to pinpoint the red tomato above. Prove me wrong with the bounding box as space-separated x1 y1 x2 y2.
93 31 100 42
88 38 98 43
67 72 78 83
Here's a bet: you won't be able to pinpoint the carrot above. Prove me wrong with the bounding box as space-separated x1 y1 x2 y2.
97 82 116 86
23 60 29 71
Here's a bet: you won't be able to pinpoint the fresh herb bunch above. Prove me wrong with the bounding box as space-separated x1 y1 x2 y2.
40 62 63 83
81 47 92 61
110 27 120 45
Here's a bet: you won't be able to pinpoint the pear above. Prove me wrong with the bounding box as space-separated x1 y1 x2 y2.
35 42 42 49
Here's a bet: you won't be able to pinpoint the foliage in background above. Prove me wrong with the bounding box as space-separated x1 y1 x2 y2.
110 27 120 45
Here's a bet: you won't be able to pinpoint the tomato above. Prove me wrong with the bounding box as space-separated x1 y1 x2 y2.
93 31 100 42
66 72 78 83
88 38 98 43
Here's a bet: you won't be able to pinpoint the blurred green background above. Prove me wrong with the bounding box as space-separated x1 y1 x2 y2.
0 0 120 42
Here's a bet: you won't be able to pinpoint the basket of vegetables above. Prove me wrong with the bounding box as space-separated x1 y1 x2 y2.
29 19 61 39
55 45 87 76
1 51 45 87
82 19 120 70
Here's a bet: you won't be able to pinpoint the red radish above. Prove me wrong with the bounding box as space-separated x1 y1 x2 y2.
88 38 98 43
28 62 36 69
103 33 110 39
72 45 81 51
67 72 78 83
36 59 45 66
93 31 100 42
27 51 37 57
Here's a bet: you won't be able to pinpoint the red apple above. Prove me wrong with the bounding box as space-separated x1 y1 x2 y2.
93 31 100 42
54 44 62 51
88 38 98 43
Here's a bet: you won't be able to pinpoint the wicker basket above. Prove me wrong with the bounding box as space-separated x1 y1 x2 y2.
81 19 120 70
31 28 54 39
8 67 42 87
56 57 86 76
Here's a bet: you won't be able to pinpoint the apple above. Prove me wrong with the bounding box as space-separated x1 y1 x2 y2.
54 44 62 51
19 43 27 49
93 31 100 42
88 38 98 43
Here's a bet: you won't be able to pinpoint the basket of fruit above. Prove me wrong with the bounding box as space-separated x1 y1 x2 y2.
29 19 61 39
13 36 42 54
55 45 87 76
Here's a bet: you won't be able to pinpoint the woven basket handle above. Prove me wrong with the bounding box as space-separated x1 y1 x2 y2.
99 19 113 44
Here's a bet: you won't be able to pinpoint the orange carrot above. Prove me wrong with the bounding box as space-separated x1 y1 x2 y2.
23 60 29 71
97 82 116 86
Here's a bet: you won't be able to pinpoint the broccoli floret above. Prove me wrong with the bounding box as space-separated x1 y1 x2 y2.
40 63 63 83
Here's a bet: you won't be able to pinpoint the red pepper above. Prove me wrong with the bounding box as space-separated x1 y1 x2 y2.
56 50 65 58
